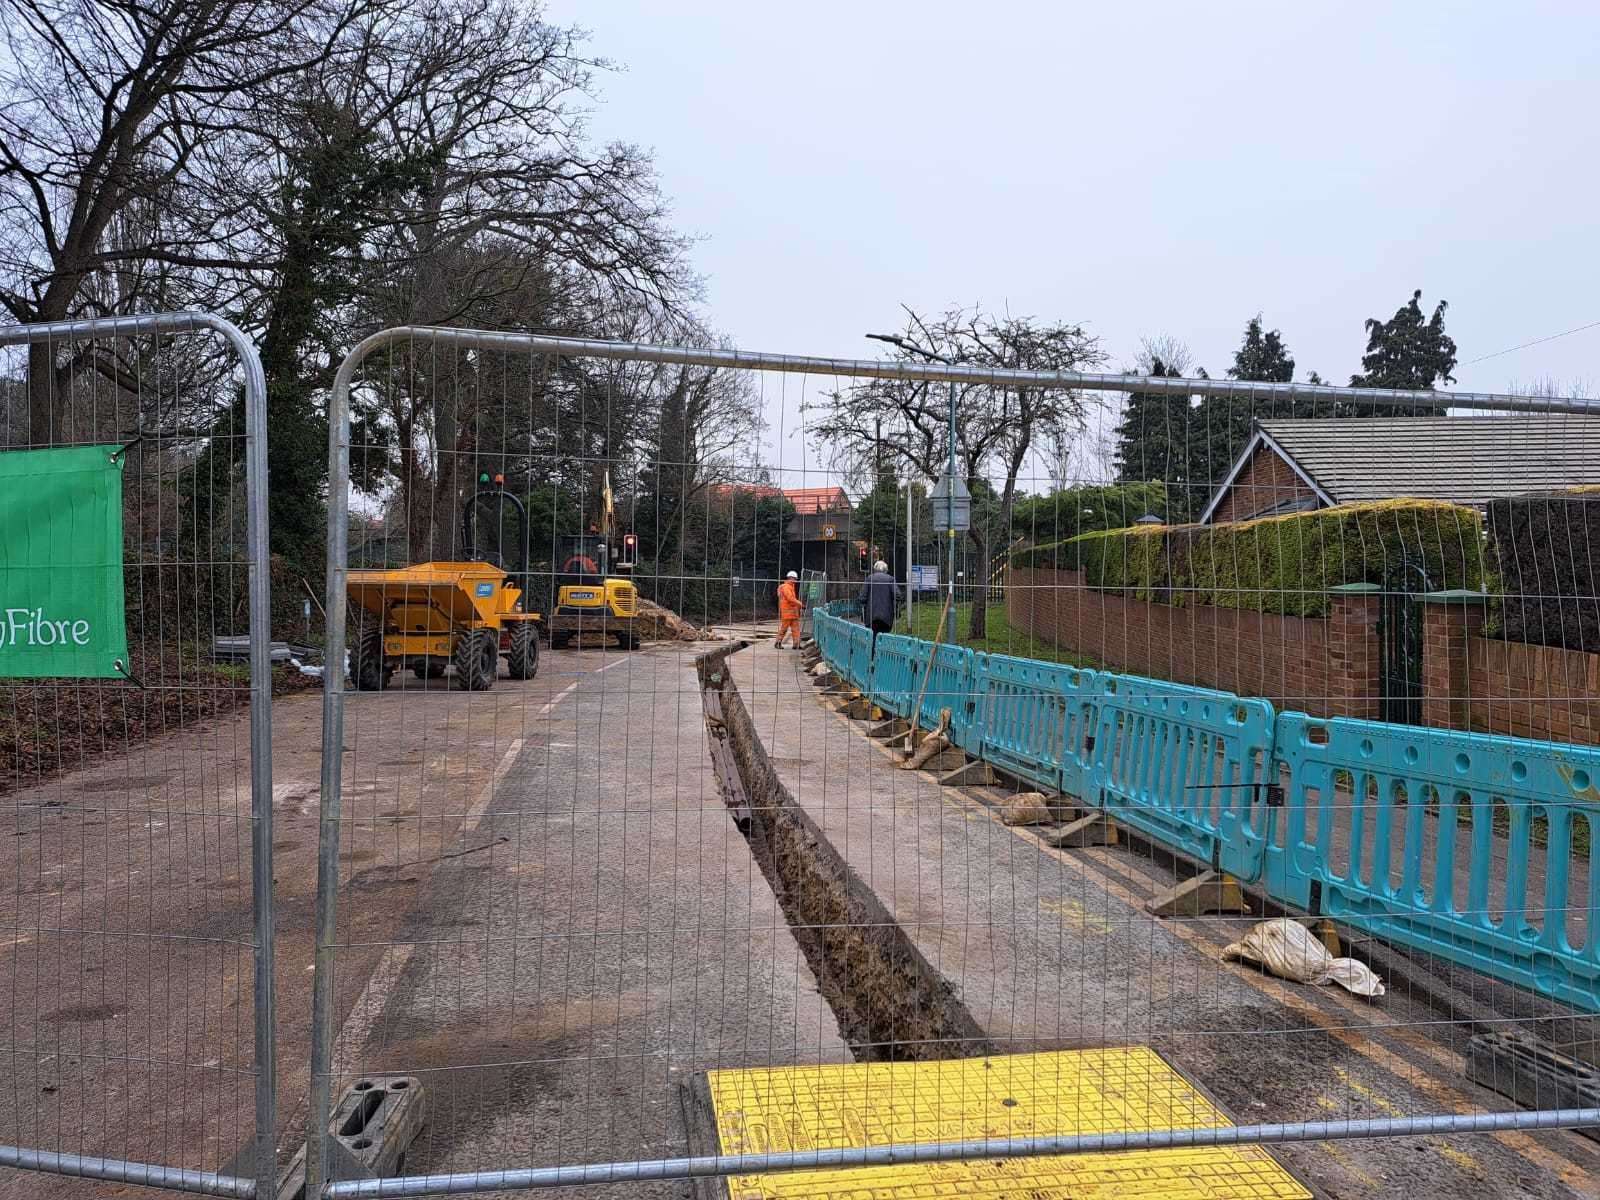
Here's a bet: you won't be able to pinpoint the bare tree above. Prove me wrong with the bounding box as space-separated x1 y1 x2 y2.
1132 334 1194 377
808 305 1105 639
294 0 698 560
0 0 381 442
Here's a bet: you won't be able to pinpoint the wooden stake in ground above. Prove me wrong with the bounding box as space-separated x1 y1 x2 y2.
898 590 953 754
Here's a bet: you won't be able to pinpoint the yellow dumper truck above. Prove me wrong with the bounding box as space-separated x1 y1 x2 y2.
345 480 541 690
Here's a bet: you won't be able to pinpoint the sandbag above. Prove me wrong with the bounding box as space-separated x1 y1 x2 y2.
1001 791 1053 826
1222 918 1385 997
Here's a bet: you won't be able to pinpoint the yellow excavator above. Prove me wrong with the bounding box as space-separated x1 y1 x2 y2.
546 471 641 650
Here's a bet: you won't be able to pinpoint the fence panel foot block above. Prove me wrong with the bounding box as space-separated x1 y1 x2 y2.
1146 871 1249 917
940 759 997 787
1047 811 1120 849
867 717 912 741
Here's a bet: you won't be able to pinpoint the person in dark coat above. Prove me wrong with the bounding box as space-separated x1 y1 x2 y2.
858 560 902 650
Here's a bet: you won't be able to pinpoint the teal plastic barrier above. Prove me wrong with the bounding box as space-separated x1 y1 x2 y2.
806 610 1600 1013
812 607 850 680
915 643 976 745
867 633 920 718
1088 674 1277 882
969 653 1099 797
1273 713 1600 1010
847 621 874 690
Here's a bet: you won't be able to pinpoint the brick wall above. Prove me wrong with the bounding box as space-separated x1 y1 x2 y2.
1208 442 1319 523
1447 626 1600 746
1007 567 1377 718
1011 567 1600 743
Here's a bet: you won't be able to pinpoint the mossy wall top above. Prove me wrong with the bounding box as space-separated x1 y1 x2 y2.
1012 499 1487 618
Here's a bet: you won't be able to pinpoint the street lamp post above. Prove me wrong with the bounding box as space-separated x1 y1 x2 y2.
866 333 962 646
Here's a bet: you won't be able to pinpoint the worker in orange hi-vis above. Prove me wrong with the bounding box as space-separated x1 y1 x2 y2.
775 570 804 649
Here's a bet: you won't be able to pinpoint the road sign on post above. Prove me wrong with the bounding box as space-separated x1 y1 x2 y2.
928 473 970 533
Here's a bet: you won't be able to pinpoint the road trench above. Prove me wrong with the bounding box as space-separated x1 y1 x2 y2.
696 640 988 1063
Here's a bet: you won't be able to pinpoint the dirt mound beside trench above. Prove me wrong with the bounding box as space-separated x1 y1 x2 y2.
634 597 719 642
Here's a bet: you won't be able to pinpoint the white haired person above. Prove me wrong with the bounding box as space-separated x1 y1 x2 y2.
857 560 902 652
775 570 804 648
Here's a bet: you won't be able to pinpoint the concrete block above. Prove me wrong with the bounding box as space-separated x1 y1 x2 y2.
1046 811 1119 848
274 1076 425 1198
919 747 969 773
1145 871 1248 917
326 1076 426 1180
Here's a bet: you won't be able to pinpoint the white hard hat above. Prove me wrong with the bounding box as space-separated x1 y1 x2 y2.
786 570 798 579
874 560 888 572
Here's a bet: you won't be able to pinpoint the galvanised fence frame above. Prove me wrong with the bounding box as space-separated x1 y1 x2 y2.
303 327 1600 1198
0 313 275 1198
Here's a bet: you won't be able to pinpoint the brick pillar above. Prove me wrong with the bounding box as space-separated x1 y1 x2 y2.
1421 591 1489 731
1327 583 1381 720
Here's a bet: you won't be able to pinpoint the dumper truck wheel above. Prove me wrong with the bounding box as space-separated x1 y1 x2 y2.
350 621 390 691
506 623 540 679
453 628 497 690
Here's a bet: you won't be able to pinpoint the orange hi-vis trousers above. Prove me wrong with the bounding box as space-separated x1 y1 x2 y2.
776 616 802 647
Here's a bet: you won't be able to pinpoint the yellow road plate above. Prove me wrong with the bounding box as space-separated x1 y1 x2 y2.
705 1047 1310 1199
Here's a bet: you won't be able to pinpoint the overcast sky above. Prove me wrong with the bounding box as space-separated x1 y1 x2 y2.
557 2 1600 485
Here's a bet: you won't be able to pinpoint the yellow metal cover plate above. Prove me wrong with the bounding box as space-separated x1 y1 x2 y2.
705 1047 1310 1199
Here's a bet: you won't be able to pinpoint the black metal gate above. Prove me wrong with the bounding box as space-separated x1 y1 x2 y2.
1378 554 1430 725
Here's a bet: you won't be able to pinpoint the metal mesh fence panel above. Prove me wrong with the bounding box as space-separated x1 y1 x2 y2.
0 314 274 1197
308 327 1600 1199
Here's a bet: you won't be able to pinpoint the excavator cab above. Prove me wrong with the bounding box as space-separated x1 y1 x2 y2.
557 533 610 587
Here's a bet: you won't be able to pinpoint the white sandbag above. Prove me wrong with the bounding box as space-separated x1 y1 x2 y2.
1222 918 1385 997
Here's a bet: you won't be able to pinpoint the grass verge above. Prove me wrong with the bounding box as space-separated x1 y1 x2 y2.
898 599 1099 669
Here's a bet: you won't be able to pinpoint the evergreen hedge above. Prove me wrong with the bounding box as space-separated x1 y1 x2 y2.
1011 499 1487 617
1486 490 1600 651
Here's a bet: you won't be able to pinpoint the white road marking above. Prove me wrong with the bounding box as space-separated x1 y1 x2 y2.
323 660 609 1088
328 733 527 1071
538 684 578 715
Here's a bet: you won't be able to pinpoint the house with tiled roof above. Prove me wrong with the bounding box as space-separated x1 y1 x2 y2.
1199 416 1600 524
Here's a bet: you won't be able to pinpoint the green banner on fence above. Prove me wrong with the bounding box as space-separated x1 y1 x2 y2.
0 446 128 679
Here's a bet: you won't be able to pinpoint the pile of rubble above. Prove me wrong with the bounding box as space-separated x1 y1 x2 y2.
635 597 720 642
